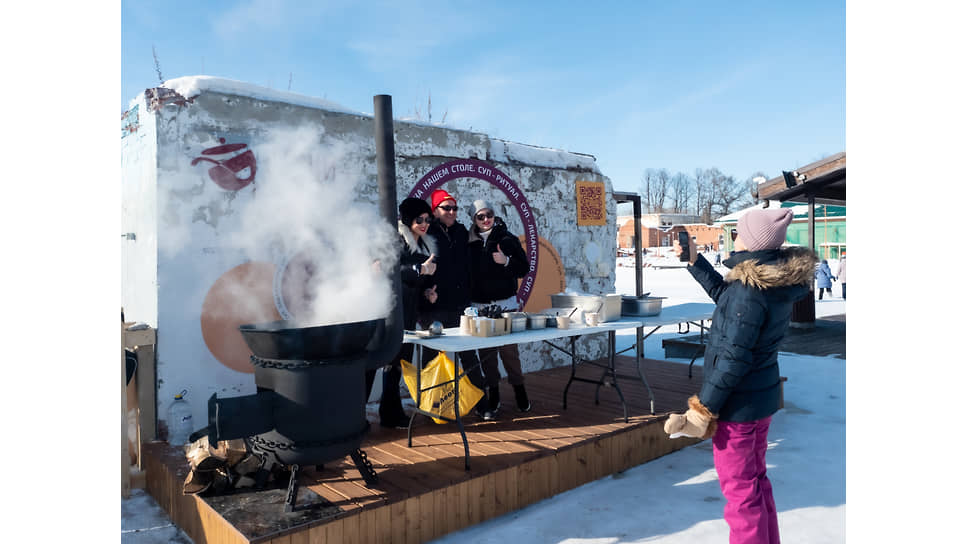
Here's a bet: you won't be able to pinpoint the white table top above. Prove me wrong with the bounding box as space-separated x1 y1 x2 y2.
403 302 715 351
627 302 715 327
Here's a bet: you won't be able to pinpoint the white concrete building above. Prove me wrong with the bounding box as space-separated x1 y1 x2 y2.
121 76 621 434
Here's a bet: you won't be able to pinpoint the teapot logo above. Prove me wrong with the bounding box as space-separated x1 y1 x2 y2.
192 138 257 191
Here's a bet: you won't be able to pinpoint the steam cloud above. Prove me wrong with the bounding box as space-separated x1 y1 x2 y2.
225 124 399 326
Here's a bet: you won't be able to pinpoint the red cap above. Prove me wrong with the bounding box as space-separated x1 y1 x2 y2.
431 189 456 210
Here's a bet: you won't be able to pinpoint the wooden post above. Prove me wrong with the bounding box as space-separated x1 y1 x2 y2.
123 324 157 489
135 344 157 446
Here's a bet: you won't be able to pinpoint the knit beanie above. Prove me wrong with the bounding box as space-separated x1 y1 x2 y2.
399 197 432 227
431 189 457 210
737 208 793 251
472 199 493 216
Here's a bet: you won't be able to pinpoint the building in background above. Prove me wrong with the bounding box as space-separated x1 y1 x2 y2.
715 201 846 259
616 213 724 252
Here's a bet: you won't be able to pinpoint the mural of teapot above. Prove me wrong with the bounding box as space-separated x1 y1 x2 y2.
191 138 257 191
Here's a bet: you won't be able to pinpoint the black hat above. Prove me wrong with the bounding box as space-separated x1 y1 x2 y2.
399 197 432 227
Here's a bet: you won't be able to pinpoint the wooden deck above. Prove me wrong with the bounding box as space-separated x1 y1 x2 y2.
143 356 704 544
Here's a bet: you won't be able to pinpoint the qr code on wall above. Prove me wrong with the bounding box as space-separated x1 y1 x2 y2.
576 181 606 226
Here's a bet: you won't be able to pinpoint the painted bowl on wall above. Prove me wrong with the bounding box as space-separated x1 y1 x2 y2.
239 318 384 361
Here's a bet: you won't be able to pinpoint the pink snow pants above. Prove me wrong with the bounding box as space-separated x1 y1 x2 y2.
712 416 779 544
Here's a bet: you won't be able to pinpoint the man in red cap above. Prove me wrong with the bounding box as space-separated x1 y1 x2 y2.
421 188 487 415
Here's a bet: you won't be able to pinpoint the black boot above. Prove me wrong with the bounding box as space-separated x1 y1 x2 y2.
483 386 501 421
379 365 409 429
513 384 531 412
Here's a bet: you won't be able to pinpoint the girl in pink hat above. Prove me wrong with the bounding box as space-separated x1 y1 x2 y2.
667 207 818 543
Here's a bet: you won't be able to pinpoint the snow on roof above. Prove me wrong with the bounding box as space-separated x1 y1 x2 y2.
147 75 365 116
136 75 601 173
489 139 601 173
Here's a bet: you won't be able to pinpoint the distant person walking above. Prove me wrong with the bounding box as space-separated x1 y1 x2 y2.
666 207 817 544
836 253 846 299
815 259 835 300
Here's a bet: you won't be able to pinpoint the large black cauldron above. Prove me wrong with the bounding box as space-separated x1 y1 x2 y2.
197 318 385 465
194 318 388 511
239 318 384 362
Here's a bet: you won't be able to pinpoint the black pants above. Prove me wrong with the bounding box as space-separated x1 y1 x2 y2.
818 287 832 300
841 283 846 299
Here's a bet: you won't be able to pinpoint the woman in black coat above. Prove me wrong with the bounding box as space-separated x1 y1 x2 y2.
365 198 437 429
466 200 531 420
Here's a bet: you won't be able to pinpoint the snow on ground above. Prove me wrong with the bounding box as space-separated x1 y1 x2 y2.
429 257 847 544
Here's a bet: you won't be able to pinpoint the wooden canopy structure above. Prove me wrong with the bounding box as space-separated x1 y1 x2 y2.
754 152 846 206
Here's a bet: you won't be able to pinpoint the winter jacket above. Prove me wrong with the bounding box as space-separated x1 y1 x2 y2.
467 217 529 305
397 221 438 330
424 218 472 316
815 261 835 289
687 247 817 422
836 258 846 284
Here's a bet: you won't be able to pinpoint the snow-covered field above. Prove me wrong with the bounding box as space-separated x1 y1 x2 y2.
429 257 848 543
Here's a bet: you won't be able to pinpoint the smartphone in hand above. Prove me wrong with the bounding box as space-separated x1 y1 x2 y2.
678 231 691 262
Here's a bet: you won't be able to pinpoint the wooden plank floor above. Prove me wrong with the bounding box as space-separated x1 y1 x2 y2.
143 356 705 544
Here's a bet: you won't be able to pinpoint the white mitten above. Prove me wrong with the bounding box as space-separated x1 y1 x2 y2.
664 395 718 439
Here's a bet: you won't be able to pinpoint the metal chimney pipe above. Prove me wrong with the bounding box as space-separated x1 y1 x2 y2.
366 95 404 369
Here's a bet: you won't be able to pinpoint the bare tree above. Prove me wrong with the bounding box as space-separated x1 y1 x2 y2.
707 168 749 217
639 168 670 213
638 165 760 220
669 171 692 213
694 168 714 222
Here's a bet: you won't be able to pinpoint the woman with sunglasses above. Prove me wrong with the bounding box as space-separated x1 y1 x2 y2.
466 199 531 419
365 197 438 429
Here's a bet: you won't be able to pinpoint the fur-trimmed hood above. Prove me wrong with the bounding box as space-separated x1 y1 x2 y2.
398 221 438 256
724 246 818 290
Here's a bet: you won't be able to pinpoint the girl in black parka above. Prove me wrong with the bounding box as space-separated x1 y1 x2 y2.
467 200 531 419
665 207 817 544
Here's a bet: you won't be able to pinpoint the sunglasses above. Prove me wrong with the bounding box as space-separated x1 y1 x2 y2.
437 205 458 212
413 216 431 225
475 212 494 221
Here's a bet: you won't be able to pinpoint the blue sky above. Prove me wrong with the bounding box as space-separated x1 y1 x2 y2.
121 0 845 193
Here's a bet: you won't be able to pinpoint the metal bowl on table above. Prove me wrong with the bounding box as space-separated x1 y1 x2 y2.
620 295 664 317
526 313 547 329
500 312 527 332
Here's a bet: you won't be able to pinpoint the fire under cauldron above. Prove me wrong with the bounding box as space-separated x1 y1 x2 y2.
185 95 405 512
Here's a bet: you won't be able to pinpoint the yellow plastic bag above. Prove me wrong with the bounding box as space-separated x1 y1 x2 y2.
401 352 484 424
